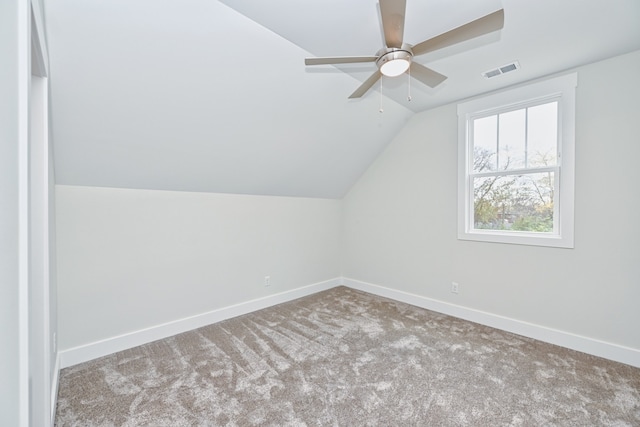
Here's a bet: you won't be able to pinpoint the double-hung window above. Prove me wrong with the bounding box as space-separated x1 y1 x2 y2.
457 73 577 248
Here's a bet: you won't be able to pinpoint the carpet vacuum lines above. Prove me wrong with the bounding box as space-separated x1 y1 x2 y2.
55 286 640 426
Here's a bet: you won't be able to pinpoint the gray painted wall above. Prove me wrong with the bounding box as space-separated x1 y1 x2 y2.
342 50 640 351
56 186 342 351
0 0 23 423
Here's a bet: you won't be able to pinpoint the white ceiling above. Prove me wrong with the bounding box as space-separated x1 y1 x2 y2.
45 0 640 198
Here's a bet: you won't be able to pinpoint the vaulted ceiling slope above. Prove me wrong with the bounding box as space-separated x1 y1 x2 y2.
45 0 640 199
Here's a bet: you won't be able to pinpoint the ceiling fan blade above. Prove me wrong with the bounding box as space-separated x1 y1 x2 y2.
412 9 504 57
380 0 406 48
410 62 447 88
348 70 382 99
305 56 377 66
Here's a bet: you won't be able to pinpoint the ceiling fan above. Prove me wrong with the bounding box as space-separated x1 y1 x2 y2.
304 0 505 99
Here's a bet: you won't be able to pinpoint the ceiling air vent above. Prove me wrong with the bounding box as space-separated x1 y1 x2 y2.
482 61 520 79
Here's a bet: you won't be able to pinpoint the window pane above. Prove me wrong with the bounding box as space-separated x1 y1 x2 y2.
498 109 526 170
527 101 558 167
473 172 555 232
472 115 497 172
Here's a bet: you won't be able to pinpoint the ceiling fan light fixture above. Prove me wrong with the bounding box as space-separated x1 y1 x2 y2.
377 50 412 77
380 58 410 76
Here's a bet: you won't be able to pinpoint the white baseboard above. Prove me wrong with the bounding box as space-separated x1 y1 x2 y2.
58 276 640 369
343 277 640 368
59 278 341 368
50 352 60 426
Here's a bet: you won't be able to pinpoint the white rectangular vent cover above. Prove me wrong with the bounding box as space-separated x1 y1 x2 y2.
482 61 520 79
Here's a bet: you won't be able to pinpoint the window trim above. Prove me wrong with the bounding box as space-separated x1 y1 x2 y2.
457 73 577 248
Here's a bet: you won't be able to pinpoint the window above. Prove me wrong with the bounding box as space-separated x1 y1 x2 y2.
457 73 577 248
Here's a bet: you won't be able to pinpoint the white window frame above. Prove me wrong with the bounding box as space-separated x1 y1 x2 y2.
457 73 577 248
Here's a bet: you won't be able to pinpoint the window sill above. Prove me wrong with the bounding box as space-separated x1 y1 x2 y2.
458 229 574 248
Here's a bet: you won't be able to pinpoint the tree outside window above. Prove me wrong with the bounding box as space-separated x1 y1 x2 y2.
471 101 558 233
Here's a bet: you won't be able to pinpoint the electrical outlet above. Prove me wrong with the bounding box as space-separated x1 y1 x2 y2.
264 276 270 287
451 282 459 294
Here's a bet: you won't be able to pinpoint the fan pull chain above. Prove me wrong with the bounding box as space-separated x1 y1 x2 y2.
379 76 384 113
407 67 412 102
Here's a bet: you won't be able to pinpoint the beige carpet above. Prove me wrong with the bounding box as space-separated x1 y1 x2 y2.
55 286 640 426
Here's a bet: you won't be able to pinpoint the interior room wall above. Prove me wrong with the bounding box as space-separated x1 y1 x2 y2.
1 0 24 424
342 50 640 354
56 185 342 353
